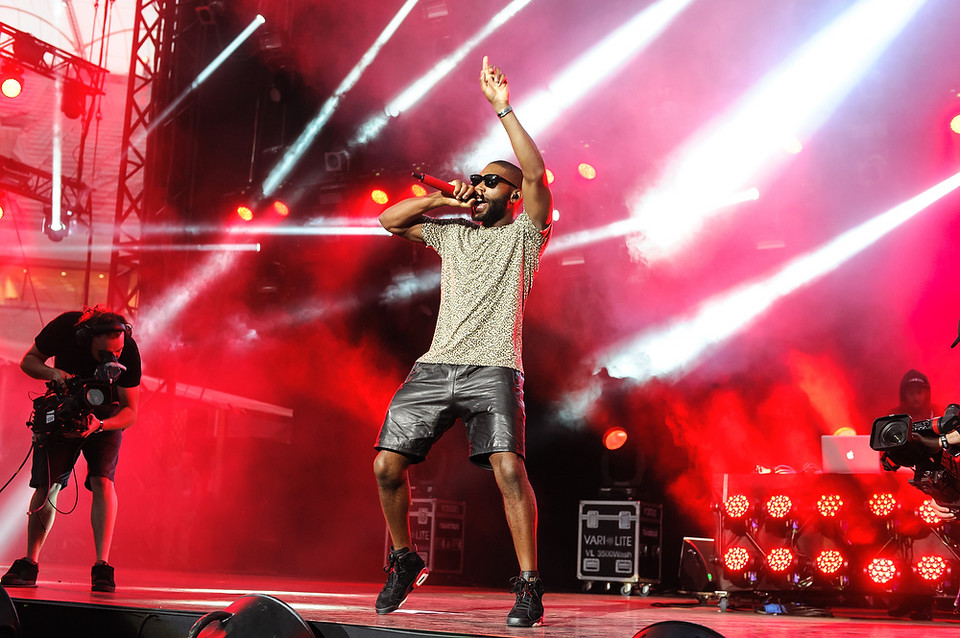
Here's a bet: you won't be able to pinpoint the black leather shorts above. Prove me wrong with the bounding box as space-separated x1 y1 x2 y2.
376 363 526 469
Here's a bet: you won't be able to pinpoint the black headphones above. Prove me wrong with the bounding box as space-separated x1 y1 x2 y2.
76 320 133 345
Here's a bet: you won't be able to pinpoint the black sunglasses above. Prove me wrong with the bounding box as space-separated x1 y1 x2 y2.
470 173 518 190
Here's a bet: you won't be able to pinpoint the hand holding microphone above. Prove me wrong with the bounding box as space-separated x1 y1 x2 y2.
412 172 477 207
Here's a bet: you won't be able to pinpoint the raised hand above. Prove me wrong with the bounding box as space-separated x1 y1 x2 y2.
479 55 509 108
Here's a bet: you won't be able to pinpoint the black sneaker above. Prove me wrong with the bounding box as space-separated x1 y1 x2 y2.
507 574 544 627
375 547 428 614
1 558 38 587
91 561 116 593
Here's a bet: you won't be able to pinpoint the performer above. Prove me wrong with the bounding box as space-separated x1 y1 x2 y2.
1 305 141 593
373 56 552 627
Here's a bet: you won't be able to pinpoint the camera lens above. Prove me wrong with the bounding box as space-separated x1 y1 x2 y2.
879 421 908 447
84 387 106 406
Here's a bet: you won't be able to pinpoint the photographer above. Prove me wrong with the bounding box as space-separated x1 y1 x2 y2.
0 305 141 593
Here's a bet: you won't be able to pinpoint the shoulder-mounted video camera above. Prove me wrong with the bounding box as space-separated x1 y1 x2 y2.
870 404 960 507
28 351 127 442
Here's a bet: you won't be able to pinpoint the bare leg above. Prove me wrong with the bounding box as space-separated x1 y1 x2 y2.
374 450 413 550
26 484 61 562
89 477 118 563
490 452 538 572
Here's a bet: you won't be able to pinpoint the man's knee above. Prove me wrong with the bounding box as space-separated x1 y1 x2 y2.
88 477 114 495
373 451 409 489
491 452 528 491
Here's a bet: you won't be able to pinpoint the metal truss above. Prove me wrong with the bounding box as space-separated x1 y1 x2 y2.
0 155 90 207
0 21 107 95
107 0 176 318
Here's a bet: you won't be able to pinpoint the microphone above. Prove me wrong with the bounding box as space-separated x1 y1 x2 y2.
412 172 456 197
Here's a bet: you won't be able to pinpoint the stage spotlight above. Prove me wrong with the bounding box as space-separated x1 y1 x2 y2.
545 168 555 185
236 205 254 222
816 494 843 518
866 557 899 586
720 495 755 537
411 184 427 197
12 32 47 66
723 546 750 572
272 200 290 217
868 492 897 518
723 494 751 520
42 206 70 242
762 494 796 535
918 499 943 526
814 549 845 576
371 189 389 205
765 547 796 574
603 426 628 451
61 79 86 119
578 163 597 180
0 64 24 99
782 136 803 154
916 555 949 584
722 546 758 587
765 494 793 519
951 114 960 136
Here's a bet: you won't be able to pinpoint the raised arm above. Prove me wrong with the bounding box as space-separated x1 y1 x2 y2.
479 56 553 231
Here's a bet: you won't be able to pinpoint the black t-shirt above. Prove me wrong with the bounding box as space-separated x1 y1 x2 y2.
34 311 142 388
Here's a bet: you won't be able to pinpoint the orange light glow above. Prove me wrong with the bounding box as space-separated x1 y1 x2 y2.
602 427 628 451
815 550 844 575
371 189 389 205
236 205 254 222
723 547 750 572
578 163 597 180
766 547 794 572
723 494 751 519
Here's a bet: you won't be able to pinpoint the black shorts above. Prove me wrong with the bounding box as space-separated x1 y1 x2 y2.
376 363 526 469
31 430 123 490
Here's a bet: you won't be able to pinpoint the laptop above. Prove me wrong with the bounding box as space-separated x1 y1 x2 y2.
821 435 882 474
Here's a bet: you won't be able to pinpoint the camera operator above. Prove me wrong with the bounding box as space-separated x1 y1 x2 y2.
885 369 960 522
0 305 141 593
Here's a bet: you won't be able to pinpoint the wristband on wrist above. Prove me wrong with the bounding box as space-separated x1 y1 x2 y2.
96 420 104 434
497 105 513 119
941 434 949 450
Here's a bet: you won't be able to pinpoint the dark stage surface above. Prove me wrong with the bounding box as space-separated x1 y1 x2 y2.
6 566 960 638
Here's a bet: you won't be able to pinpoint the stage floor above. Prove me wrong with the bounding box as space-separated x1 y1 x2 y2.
6 566 960 637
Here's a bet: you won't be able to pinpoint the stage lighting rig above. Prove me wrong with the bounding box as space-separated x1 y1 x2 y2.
0 61 23 98
0 22 106 115
0 156 90 221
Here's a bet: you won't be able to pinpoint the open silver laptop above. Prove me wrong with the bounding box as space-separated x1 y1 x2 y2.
821 434 881 474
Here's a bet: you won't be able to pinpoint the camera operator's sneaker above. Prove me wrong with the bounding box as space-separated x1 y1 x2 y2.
507 573 544 627
375 547 428 614
1 558 38 587
91 561 116 592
